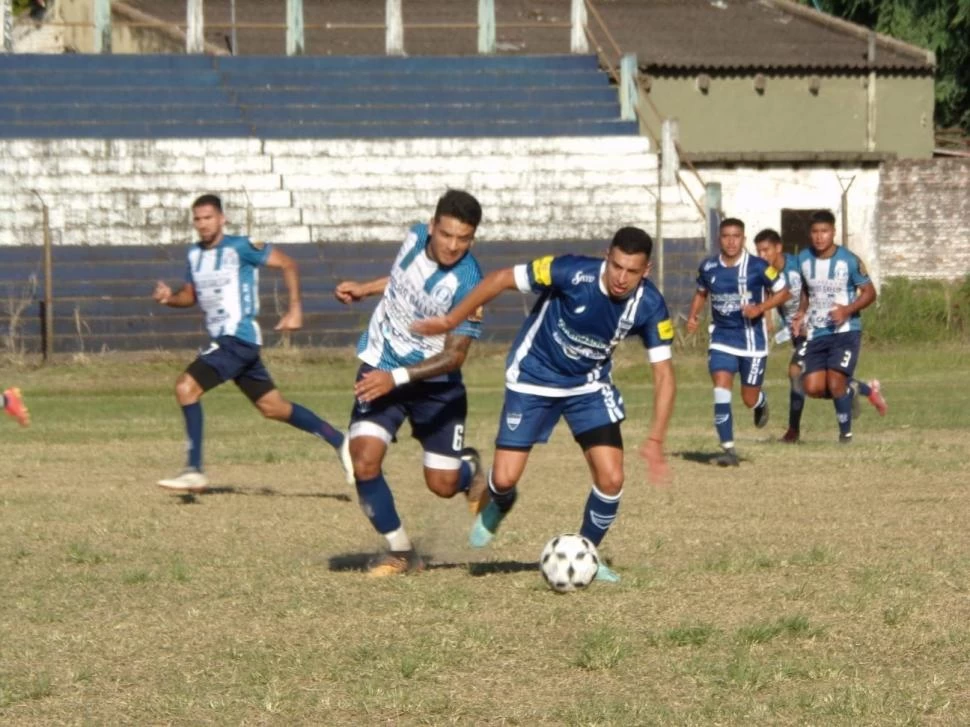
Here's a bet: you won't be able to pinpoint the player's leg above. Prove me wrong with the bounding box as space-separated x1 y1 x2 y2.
242 360 352 485
801 336 831 400
739 355 769 428
709 351 740 465
781 339 807 443
848 378 888 416
827 332 862 443
2 387 29 427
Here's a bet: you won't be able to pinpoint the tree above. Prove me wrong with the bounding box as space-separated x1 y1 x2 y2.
801 0 970 132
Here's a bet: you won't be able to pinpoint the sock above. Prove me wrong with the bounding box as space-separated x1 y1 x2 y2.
182 402 203 471
1 393 6 408
834 391 853 437
487 470 518 513
851 379 872 397
754 390 766 410
382 527 413 552
579 485 621 547
456 460 473 494
355 473 404 543
287 403 344 449
789 383 805 430
714 387 734 449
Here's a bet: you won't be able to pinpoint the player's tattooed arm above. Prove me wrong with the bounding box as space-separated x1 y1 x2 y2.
153 281 196 308
353 334 475 403
411 268 516 336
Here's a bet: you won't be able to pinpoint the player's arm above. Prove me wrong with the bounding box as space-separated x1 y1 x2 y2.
743 288 790 319
153 280 196 308
334 276 390 304
685 288 708 334
639 324 676 485
410 268 516 336
830 282 876 326
263 247 303 330
353 333 475 403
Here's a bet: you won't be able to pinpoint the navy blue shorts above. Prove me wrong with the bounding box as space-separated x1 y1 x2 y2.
188 335 275 402
349 363 468 459
708 350 767 387
803 331 862 377
495 385 625 450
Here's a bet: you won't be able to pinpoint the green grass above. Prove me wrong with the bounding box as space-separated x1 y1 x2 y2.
1 342 969 725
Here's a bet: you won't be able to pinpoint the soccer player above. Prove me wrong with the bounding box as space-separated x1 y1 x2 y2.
686 218 790 466
791 210 886 443
2 387 29 427
152 194 351 494
334 189 487 577
412 227 676 584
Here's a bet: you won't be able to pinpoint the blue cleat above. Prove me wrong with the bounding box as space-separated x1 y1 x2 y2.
469 500 504 548
594 562 621 583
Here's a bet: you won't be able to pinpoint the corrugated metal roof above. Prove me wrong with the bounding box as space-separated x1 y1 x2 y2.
122 0 935 72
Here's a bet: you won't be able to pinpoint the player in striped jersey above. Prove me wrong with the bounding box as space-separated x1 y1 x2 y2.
413 227 676 584
334 190 487 577
687 218 790 466
152 194 350 494
791 210 886 444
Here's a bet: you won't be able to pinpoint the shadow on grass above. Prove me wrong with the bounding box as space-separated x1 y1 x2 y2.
325 552 538 576
675 450 749 465
173 487 353 505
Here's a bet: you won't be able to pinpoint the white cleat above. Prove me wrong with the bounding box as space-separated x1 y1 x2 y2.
157 469 209 494
338 437 355 486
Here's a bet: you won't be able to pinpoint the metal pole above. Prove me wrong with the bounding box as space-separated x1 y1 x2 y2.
478 0 495 54
705 182 722 255
385 0 403 56
620 53 638 121
837 175 856 250
2 0 12 53
866 32 877 152
655 166 664 296
93 0 112 54
42 204 53 362
186 0 204 54
286 0 304 56
660 118 679 187
230 0 237 54
570 0 588 53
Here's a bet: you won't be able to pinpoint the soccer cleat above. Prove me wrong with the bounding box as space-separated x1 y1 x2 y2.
460 447 488 514
338 436 355 486
753 399 769 429
839 433 853 445
2 388 29 427
849 380 863 419
469 500 505 548
366 550 425 577
594 562 621 583
713 447 740 467
867 379 888 416
779 428 800 444
157 469 209 494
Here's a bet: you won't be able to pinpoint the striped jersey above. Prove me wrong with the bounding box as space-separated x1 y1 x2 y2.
695 250 786 357
506 254 674 397
185 234 270 345
797 245 871 339
357 223 483 381
778 252 802 326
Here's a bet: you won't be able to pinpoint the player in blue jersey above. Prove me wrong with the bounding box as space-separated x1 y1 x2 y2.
334 189 488 577
686 218 791 466
152 194 352 494
2 387 29 427
412 227 677 584
790 210 887 444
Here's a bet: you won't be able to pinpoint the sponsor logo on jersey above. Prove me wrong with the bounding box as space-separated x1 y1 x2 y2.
531 256 554 286
571 270 596 285
573 305 587 314
703 260 717 271
505 412 523 431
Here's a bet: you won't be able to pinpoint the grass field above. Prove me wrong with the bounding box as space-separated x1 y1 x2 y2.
1 342 969 725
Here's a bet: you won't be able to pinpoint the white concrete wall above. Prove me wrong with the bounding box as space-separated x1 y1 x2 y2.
0 136 704 247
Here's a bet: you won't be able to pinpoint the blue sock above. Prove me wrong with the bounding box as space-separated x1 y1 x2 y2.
487 471 518 513
579 485 621 547
834 391 853 436
287 403 344 450
852 378 872 397
355 473 401 535
789 386 805 430
714 387 734 448
182 402 203 471
456 460 473 493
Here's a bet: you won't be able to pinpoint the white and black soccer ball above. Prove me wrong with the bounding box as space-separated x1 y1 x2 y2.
539 533 600 593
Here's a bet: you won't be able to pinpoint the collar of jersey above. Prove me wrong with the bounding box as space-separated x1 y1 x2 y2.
718 250 748 268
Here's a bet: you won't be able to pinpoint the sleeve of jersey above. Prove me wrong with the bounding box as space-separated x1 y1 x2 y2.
450 268 484 340
184 259 194 284
695 261 708 291
764 264 786 293
237 237 272 267
512 255 572 293
849 253 872 288
641 299 675 363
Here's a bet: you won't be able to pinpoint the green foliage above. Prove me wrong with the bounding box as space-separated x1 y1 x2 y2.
800 0 970 131
864 276 970 343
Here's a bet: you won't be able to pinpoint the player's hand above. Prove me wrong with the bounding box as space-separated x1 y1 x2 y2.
354 369 395 402
829 304 851 326
741 304 763 319
790 312 805 335
152 281 172 305
335 281 363 304
639 437 671 488
411 315 454 336
685 315 699 334
275 305 303 331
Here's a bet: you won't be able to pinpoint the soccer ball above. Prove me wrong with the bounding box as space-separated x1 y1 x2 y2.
539 533 600 593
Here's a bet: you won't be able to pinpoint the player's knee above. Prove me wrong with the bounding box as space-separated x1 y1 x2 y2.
424 470 460 498
174 374 201 404
741 390 761 409
256 398 288 421
595 470 624 497
802 376 826 398
348 440 381 480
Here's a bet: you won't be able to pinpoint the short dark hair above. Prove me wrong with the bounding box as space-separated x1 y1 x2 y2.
811 209 836 226
192 194 223 213
720 217 745 231
754 228 782 244
434 189 482 229
610 226 653 259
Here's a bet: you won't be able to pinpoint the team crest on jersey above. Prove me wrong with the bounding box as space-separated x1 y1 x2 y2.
249 239 266 250
505 412 523 431
430 283 454 307
834 261 849 281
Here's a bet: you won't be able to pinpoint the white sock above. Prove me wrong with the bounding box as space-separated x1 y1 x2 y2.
384 527 412 552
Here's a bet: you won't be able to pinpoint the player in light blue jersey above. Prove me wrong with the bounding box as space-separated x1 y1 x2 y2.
413 227 677 584
152 194 351 494
334 190 487 577
687 218 790 466
791 210 887 444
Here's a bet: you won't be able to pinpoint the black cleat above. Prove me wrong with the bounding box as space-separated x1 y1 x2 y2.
839 433 853 445
713 448 740 467
754 399 770 429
